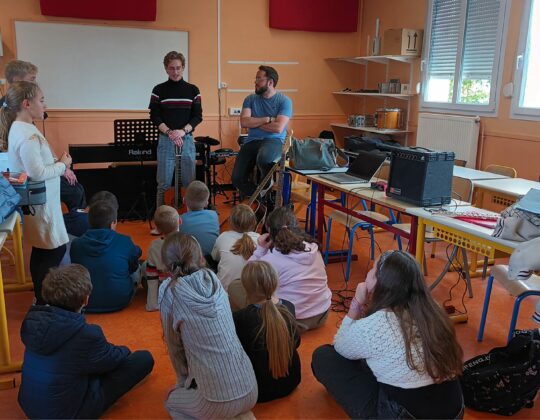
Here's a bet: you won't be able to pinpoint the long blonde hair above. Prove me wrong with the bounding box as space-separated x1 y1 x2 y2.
241 261 296 379
0 81 40 151
230 204 257 259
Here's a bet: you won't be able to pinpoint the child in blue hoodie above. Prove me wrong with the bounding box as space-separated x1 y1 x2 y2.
70 199 142 312
180 180 220 258
18 264 154 419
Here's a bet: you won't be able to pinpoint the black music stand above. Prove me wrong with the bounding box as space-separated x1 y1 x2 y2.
209 154 231 205
114 119 159 226
194 136 219 207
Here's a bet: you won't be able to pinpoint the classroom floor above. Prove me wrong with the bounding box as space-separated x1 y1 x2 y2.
1 195 539 419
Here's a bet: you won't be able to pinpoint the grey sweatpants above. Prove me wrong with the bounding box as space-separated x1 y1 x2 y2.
166 384 257 420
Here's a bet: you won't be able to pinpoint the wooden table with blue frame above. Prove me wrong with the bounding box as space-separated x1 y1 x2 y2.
305 174 423 255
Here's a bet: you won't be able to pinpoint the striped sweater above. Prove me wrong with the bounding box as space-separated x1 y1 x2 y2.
159 269 257 402
149 78 203 131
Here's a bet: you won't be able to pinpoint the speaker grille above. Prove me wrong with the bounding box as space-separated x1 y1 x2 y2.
388 149 454 206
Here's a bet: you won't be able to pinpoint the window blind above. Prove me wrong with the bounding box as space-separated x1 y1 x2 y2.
427 0 501 79
428 0 462 78
461 0 501 79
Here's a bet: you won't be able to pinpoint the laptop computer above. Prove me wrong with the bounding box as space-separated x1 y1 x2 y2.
319 150 386 184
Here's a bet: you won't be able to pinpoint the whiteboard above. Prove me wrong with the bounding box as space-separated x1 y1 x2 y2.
15 21 189 110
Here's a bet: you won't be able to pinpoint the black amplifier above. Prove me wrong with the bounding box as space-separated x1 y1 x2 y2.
387 148 454 206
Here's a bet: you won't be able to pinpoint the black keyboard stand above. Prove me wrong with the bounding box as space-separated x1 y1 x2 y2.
123 159 153 227
114 119 159 227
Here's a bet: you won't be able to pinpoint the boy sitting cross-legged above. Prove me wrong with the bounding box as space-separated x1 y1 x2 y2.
180 180 220 259
18 264 154 419
70 198 142 312
144 205 181 311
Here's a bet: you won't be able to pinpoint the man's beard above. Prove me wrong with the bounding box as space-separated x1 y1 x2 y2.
255 85 268 95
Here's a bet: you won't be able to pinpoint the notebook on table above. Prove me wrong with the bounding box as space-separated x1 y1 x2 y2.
319 150 386 184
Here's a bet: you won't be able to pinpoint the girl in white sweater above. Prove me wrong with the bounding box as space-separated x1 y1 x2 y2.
312 250 464 419
1 82 72 303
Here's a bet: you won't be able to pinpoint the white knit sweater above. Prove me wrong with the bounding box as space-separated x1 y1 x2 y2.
7 121 68 249
334 311 435 389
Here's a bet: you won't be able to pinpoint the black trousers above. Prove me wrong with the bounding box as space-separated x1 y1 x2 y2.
30 245 67 304
231 139 282 197
311 345 464 419
312 344 379 418
60 176 87 210
77 350 155 418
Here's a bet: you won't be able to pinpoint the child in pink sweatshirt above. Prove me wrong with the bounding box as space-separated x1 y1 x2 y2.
248 207 331 332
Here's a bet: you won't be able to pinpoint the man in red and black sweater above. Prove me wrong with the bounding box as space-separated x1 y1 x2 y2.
149 51 203 213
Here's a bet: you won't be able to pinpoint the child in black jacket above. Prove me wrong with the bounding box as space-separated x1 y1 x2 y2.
18 264 154 419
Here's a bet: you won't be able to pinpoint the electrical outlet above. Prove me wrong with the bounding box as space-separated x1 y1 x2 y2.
229 107 242 116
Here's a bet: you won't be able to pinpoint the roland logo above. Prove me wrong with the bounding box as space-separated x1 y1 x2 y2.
128 148 152 156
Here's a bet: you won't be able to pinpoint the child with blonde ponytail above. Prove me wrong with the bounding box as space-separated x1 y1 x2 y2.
233 261 301 402
211 204 259 289
1 81 71 303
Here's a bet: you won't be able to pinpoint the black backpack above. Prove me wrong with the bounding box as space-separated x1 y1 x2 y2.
461 330 540 416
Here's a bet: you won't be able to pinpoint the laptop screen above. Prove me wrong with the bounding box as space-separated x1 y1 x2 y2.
348 151 386 180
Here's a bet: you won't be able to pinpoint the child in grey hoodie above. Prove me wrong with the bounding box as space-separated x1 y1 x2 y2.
159 232 258 419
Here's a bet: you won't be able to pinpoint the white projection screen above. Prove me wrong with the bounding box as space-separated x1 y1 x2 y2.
15 21 189 110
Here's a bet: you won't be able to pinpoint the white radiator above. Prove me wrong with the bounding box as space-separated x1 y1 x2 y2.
416 113 480 168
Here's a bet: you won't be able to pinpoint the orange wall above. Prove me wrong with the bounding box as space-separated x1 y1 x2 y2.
0 0 363 156
1 0 538 181
357 0 539 181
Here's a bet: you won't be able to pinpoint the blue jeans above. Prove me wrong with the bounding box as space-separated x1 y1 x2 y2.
156 133 195 207
231 139 282 197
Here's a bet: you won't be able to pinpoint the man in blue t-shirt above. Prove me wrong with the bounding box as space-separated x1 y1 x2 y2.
232 65 293 198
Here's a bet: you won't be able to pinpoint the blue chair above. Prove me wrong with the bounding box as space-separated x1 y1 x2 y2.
324 200 390 282
289 182 337 232
478 265 540 343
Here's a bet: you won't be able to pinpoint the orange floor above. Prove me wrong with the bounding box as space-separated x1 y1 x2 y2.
1 197 539 419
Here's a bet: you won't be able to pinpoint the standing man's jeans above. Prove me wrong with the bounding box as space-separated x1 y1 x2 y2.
232 139 282 197
156 133 196 208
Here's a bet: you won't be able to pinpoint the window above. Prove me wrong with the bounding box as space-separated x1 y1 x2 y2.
512 0 540 119
421 0 509 114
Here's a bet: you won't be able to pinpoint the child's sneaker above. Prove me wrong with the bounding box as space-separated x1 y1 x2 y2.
146 279 159 311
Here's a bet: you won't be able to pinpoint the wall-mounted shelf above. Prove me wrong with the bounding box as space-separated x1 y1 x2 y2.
331 123 412 135
328 54 418 144
333 91 416 101
327 55 418 65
